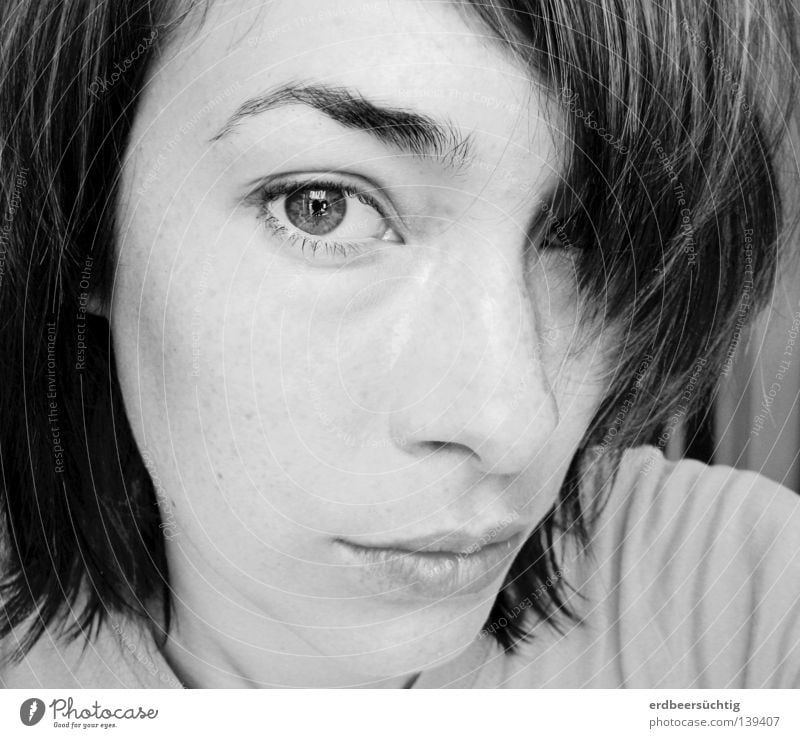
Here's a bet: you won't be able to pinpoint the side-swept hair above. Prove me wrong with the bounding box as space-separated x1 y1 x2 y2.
0 0 197 660
0 0 797 663
467 0 799 648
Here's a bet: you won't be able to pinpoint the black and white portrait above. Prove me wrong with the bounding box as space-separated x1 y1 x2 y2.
1 0 799 699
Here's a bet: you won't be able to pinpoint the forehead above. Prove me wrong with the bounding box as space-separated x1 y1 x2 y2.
139 0 559 174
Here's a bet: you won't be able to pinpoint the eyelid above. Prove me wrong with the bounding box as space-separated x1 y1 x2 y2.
244 170 404 230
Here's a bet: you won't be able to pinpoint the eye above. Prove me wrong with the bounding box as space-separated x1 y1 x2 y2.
253 179 403 261
538 210 587 253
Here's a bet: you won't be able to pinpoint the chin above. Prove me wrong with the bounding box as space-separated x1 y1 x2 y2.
335 597 494 683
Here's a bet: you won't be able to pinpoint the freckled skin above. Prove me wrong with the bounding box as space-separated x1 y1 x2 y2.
111 0 608 688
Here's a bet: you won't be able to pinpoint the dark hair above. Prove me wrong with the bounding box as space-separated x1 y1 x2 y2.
1 0 797 663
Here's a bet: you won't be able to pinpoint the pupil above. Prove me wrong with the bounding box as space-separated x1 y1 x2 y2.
285 187 346 236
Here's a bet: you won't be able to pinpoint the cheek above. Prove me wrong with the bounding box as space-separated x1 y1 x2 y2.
269 271 426 462
111 219 418 553
109 227 322 564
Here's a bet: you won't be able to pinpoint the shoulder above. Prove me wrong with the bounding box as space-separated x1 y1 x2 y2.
585 446 800 687
0 608 178 689
1 623 84 688
600 446 800 577
502 447 800 688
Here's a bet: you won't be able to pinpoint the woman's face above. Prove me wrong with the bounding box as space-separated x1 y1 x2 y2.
113 0 609 685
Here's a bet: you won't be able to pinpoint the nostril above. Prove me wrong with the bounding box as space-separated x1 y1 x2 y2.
415 439 477 460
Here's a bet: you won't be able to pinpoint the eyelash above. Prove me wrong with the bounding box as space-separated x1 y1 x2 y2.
252 178 582 260
254 178 393 259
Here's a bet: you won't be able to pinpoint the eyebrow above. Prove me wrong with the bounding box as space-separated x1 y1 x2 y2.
209 82 475 170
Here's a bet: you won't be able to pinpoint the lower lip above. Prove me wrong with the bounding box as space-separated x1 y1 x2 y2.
335 534 524 599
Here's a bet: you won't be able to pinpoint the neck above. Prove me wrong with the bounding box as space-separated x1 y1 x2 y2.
158 547 420 689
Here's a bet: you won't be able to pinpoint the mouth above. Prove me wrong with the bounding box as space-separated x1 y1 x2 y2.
334 528 527 600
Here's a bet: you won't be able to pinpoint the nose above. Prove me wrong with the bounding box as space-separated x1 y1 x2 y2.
388 241 559 476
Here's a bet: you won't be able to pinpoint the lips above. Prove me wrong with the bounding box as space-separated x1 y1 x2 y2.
349 520 529 555
335 527 527 599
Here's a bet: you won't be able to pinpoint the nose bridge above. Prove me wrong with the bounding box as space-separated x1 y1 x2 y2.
390 237 559 474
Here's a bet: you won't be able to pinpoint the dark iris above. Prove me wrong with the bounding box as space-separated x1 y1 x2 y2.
284 187 347 236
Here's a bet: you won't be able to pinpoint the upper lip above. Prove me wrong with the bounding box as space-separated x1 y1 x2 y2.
340 523 529 555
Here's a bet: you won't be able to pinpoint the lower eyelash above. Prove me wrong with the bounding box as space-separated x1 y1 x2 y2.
258 202 365 260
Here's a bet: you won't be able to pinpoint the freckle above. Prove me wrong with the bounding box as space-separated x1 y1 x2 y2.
216 471 223 481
